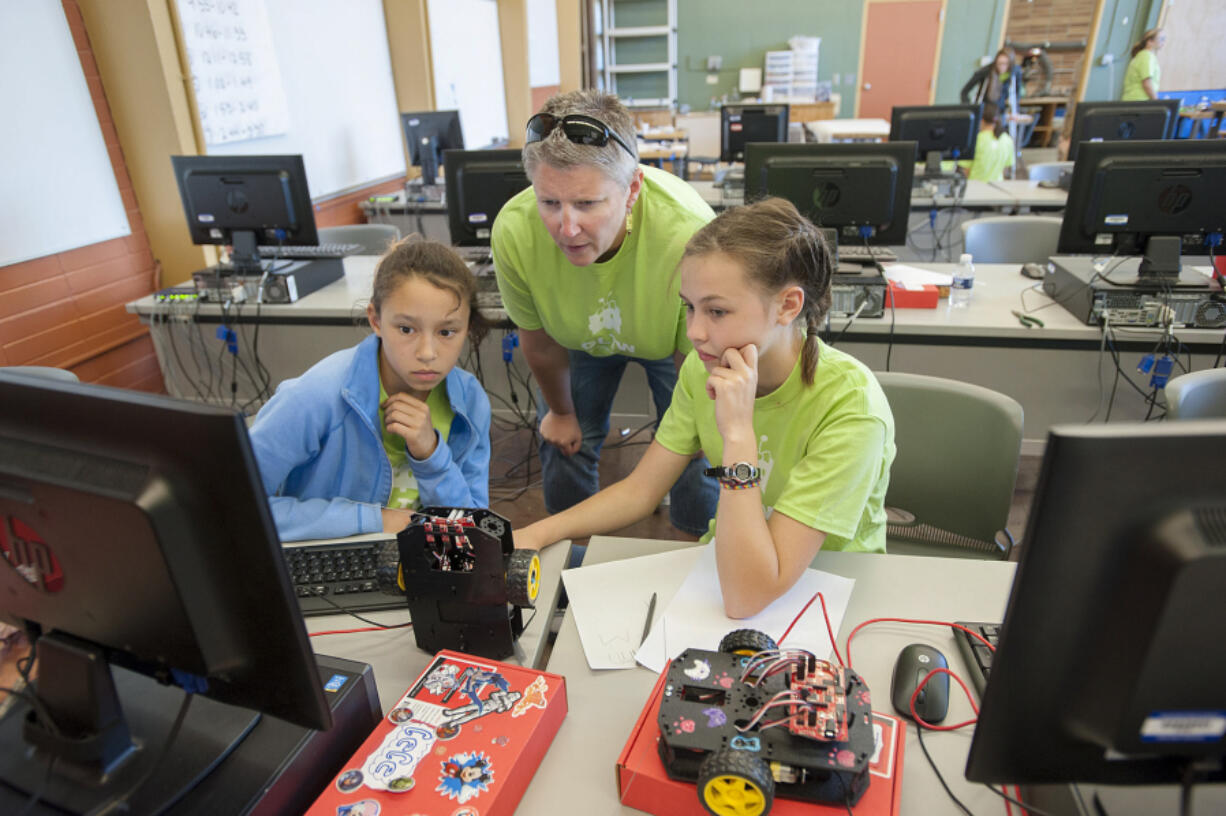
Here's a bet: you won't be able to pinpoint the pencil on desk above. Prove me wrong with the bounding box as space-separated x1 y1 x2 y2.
640 592 657 646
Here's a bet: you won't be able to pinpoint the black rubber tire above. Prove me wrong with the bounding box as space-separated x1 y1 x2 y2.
718 629 778 656
697 749 775 816
506 549 540 608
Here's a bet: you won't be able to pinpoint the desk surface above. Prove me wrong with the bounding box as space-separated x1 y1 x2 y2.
304 537 571 711
520 537 1017 814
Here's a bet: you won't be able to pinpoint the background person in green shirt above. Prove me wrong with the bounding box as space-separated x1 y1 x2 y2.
1121 27 1165 101
513 199 895 618
492 90 719 539
958 102 1015 181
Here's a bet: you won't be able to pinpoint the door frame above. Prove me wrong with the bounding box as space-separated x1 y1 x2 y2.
854 0 948 118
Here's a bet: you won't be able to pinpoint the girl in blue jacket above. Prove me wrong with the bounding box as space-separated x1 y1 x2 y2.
250 237 491 541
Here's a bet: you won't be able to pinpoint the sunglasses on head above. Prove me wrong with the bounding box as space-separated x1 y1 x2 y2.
525 113 636 159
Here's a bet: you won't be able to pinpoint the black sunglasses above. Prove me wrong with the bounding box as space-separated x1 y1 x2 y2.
525 113 637 159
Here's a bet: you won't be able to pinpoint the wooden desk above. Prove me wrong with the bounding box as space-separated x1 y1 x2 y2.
306 538 571 711
521 537 1018 814
1017 96 1067 147
789 100 837 122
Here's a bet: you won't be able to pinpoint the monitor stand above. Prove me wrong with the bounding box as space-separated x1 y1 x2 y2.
0 654 378 815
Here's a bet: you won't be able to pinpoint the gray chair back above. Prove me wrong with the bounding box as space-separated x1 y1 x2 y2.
961 215 1062 264
1165 369 1226 419
3 366 79 383
318 224 402 255
1027 161 1073 183
876 371 1023 559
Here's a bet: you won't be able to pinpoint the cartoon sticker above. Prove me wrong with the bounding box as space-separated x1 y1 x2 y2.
387 706 414 724
335 769 363 793
683 659 711 680
511 675 549 718
361 723 437 792
701 707 727 727
437 751 494 803
335 800 380 816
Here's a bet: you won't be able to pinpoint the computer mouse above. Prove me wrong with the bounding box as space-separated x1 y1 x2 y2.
1021 262 1047 280
891 643 949 723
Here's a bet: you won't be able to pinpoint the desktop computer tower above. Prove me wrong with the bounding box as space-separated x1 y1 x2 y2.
1045 256 1226 328
830 267 887 319
192 258 344 304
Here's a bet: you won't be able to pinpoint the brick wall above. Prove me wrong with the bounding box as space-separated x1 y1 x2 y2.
0 1 164 392
1006 0 1093 97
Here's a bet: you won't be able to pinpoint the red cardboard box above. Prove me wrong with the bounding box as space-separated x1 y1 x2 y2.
307 650 566 816
616 665 905 816
885 281 940 308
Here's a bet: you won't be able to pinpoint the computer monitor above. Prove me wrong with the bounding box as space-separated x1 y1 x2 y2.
171 154 318 276
720 104 790 163
1066 99 1179 161
444 149 531 247
966 420 1226 787
744 141 915 248
889 103 981 176
402 110 465 187
0 371 331 812
1056 139 1226 279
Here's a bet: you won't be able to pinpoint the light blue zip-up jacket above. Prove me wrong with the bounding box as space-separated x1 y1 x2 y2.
250 333 491 541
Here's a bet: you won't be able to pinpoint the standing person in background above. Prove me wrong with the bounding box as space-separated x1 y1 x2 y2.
1121 28 1165 101
959 103 1015 181
491 90 719 543
961 48 1023 115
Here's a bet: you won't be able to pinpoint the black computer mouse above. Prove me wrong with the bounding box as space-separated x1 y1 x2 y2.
1021 262 1047 280
891 643 949 723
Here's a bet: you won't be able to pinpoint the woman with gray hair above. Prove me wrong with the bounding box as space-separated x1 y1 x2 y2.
491 90 718 541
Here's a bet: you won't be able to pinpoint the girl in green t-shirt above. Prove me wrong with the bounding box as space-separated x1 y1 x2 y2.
514 199 894 618
1121 27 1165 101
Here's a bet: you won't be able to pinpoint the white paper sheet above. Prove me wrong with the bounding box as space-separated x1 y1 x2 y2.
881 263 953 288
634 543 856 673
561 547 699 670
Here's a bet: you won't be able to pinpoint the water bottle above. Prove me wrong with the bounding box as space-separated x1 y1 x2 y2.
950 253 975 308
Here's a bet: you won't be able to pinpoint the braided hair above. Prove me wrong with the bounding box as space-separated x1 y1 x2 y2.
681 198 834 385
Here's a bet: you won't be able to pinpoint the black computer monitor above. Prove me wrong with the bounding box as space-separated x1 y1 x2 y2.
720 104 790 163
171 154 319 276
1066 99 1179 161
402 110 465 187
744 141 915 248
1056 139 1226 279
444 149 531 247
0 371 332 812
966 420 1226 787
889 103 981 176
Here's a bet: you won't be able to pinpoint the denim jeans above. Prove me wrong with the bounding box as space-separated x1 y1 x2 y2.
537 349 718 539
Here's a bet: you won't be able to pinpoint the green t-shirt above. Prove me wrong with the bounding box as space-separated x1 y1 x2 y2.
380 381 454 510
655 341 895 551
491 164 714 359
1122 49 1159 100
957 129 1015 182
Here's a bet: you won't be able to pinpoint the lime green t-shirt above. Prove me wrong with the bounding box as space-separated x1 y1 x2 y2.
655 341 895 552
491 164 714 359
1121 49 1159 100
380 381 454 510
957 129 1016 182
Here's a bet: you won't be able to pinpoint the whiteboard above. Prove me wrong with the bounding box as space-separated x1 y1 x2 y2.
195 0 406 198
0 4 129 267
427 0 510 150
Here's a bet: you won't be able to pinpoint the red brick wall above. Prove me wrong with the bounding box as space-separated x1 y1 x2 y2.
0 1 164 392
1006 0 1094 98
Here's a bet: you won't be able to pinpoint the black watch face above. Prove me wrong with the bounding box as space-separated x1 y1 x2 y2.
732 462 754 480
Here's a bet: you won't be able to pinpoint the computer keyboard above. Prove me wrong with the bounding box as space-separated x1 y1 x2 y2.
258 243 364 260
284 539 407 617
837 244 899 264
952 620 1001 697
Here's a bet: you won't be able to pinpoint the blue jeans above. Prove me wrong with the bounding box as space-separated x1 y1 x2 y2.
538 349 718 538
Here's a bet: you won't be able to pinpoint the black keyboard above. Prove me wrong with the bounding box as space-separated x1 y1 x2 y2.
258 243 363 260
837 245 898 264
952 620 1001 697
284 539 406 617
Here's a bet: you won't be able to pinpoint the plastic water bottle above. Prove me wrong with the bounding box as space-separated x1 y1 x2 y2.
950 253 975 308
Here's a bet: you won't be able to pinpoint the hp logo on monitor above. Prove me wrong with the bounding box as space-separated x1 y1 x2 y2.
812 182 842 210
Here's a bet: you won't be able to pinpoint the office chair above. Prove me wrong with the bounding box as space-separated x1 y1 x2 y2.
1164 368 1226 419
2 366 79 383
876 371 1023 560
318 224 402 255
1026 161 1072 184
961 215 1062 264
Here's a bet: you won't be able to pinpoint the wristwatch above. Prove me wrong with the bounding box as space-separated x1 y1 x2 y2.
704 462 762 490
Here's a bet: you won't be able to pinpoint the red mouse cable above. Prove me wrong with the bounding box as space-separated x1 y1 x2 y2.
908 667 980 731
310 622 413 637
777 591 846 667
844 616 995 670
